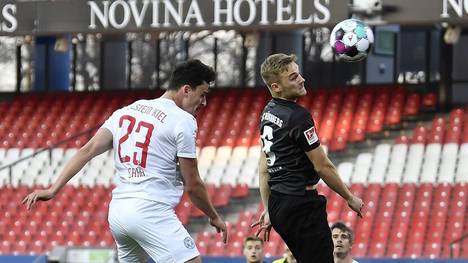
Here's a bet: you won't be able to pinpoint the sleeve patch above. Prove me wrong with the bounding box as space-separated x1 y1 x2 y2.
304 127 318 145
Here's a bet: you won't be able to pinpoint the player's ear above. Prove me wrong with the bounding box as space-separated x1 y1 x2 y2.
181 85 191 95
270 82 281 93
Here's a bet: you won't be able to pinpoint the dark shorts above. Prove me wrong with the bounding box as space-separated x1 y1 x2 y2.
268 190 334 263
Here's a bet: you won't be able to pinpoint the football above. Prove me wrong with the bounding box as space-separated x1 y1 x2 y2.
330 18 374 62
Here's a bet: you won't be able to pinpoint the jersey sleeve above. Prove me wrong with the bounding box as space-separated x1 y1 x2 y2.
100 109 120 136
175 117 197 158
289 107 320 151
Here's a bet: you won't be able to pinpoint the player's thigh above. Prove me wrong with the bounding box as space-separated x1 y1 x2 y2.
114 234 149 263
295 195 333 262
130 200 199 263
108 199 149 263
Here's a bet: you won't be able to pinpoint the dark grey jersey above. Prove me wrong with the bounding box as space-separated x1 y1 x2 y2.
260 98 320 196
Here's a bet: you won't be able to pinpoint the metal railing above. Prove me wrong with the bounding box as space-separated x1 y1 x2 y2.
0 126 100 185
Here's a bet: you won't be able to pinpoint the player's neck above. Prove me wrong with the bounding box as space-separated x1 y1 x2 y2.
161 90 181 106
273 95 297 102
334 255 354 263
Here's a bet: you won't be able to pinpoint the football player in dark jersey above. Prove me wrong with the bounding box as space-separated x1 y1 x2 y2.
252 53 364 263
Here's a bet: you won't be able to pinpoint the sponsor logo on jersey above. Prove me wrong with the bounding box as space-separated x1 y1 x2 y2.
184 237 195 249
304 127 318 145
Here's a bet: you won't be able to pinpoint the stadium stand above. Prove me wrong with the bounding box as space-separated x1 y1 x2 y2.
0 89 467 259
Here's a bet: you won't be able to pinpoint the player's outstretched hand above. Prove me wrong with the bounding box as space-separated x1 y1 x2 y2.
22 188 55 210
210 216 228 244
347 195 364 218
251 210 272 242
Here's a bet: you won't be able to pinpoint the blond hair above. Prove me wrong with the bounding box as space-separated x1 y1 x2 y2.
260 53 297 88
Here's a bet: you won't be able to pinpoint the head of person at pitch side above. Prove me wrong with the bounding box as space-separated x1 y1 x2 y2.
243 236 265 263
331 221 355 259
166 59 215 116
260 53 306 101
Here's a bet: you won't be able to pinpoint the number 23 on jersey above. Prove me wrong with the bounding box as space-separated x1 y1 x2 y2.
118 115 154 168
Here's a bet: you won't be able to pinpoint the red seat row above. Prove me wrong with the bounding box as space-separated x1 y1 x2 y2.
394 107 468 145
1 87 432 151
195 182 467 259
0 183 250 255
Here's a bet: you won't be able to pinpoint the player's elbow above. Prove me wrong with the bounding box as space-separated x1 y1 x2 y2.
184 176 204 194
77 142 96 161
315 161 335 176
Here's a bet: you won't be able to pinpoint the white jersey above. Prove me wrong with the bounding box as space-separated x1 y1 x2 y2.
101 98 197 208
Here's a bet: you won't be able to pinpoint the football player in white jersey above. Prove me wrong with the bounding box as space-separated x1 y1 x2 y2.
23 60 228 263
331 222 359 263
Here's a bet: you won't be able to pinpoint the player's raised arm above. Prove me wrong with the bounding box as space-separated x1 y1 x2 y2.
252 153 272 241
22 128 113 210
258 153 270 210
305 146 363 217
178 157 228 244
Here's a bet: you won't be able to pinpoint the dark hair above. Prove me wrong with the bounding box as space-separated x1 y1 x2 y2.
168 59 215 90
331 222 354 245
244 236 264 246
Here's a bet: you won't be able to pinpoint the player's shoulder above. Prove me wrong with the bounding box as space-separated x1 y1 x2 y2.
171 104 196 124
120 99 149 111
289 103 311 121
291 102 310 114
264 99 294 116
155 98 192 116
156 99 196 127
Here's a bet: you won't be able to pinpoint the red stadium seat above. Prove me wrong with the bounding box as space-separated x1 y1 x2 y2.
326 191 345 224
208 241 225 256
226 240 243 257
403 93 421 117
232 184 249 198
263 241 279 257
404 183 434 258
213 184 232 208
442 183 467 258
368 184 398 257
422 183 450 258
422 92 437 109
411 126 428 144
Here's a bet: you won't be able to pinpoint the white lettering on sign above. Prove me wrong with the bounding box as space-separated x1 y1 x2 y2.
314 0 330 24
185 0 205 26
88 0 331 29
295 0 312 24
130 0 150 27
234 0 256 26
1 4 18 32
256 0 274 25
89 0 204 29
441 0 468 18
276 0 294 25
109 0 131 29
213 0 235 26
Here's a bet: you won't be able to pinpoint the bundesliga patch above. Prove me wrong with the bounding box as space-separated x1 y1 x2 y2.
304 127 318 145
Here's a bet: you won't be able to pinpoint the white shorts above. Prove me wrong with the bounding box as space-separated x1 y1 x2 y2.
108 197 199 263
